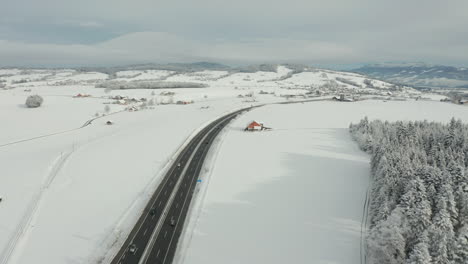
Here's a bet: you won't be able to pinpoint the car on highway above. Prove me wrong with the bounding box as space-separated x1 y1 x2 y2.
128 244 138 255
170 216 176 226
149 208 156 216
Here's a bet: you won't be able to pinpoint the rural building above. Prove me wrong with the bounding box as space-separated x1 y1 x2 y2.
244 121 273 131
126 106 138 111
176 100 193 105
245 121 262 131
74 93 91 98
332 94 354 102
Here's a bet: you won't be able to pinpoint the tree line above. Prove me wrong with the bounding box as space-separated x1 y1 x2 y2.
350 117 468 264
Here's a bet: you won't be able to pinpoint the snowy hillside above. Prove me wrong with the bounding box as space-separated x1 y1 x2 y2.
0 64 454 264
1 65 420 99
354 63 468 89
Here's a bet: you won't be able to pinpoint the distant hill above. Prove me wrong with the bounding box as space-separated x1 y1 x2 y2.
353 63 468 89
78 62 232 74
78 62 314 75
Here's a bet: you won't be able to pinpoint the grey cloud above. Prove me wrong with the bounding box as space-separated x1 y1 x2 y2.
1 0 467 66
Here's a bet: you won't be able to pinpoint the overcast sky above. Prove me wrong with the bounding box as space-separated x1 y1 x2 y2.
1 0 467 68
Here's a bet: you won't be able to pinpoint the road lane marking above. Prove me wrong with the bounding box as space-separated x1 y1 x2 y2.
111 112 246 264
161 116 234 264
138 114 235 264
112 136 200 264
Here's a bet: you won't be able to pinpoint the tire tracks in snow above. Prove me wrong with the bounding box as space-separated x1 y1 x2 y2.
0 110 124 149
0 149 74 264
360 185 370 264
1 109 129 264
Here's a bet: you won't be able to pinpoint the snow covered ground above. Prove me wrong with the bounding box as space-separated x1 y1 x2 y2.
176 100 468 264
0 90 259 264
0 65 462 264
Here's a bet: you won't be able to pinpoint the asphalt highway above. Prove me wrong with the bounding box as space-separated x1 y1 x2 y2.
111 108 249 264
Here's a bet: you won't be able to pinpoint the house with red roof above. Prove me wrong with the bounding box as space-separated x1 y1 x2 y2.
245 121 264 131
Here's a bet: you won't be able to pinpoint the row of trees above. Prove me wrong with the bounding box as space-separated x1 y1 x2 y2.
96 80 208 90
350 117 468 263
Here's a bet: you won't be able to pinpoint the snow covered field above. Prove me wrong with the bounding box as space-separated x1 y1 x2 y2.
0 95 253 264
0 65 461 264
176 101 468 264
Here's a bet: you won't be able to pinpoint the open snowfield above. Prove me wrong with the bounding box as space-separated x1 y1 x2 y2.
0 65 459 264
0 87 262 264
176 100 468 264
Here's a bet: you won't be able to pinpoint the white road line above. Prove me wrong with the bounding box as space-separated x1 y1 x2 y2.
112 138 196 264
162 114 235 264
111 111 249 264
144 228 148 236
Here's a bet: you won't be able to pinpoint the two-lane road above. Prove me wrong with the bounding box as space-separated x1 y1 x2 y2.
111 108 249 264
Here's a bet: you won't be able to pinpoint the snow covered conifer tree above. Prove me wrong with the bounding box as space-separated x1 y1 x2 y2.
453 224 468 263
406 232 431 264
400 177 431 250
349 118 468 263
429 198 455 264
367 208 406 264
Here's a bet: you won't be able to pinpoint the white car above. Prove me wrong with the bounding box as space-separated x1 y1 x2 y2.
128 244 138 254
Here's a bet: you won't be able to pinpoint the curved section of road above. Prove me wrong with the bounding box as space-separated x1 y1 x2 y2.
110 107 251 264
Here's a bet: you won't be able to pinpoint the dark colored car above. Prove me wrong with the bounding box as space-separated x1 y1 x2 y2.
149 209 156 216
